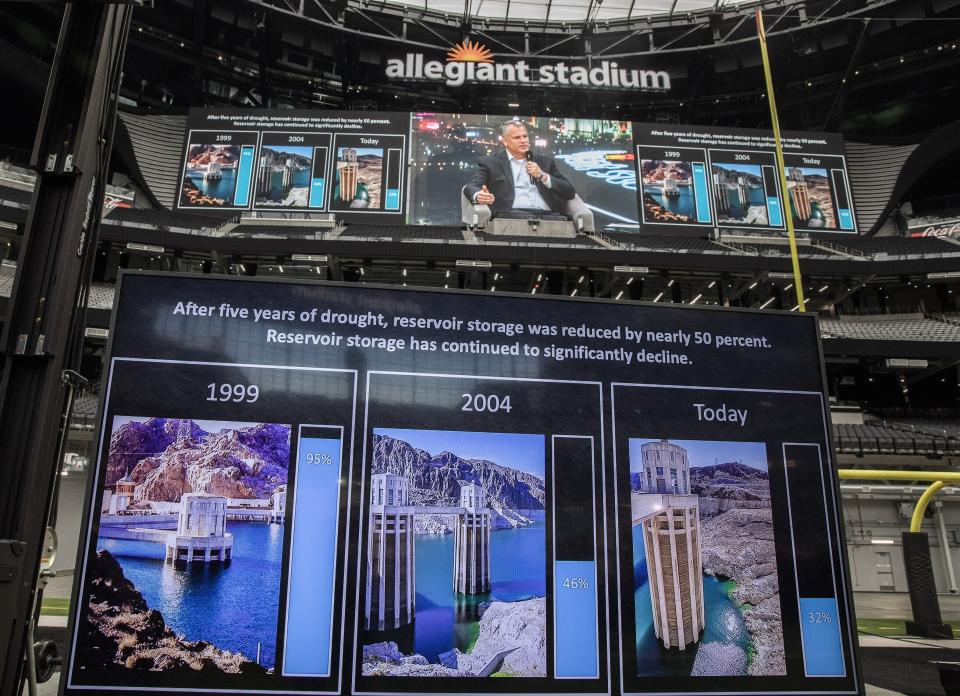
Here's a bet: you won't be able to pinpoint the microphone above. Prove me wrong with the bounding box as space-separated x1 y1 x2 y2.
525 151 537 184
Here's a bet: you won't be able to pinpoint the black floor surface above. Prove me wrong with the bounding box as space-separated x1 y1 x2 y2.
861 646 960 696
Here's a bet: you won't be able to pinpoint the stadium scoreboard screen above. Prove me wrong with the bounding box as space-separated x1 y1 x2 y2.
175 108 859 235
64 273 862 696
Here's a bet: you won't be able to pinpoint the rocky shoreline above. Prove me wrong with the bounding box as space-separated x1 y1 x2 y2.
79 550 265 674
362 597 546 677
699 507 786 676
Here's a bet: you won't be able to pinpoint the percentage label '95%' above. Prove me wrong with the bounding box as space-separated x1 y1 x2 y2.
562 577 590 589
305 452 334 465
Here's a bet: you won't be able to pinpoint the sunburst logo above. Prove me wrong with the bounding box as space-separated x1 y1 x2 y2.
446 40 494 63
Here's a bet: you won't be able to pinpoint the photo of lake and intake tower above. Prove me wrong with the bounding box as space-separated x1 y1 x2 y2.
77 417 290 677
360 429 547 679
630 438 786 678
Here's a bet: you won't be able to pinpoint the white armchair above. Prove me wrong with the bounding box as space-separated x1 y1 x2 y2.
460 186 595 233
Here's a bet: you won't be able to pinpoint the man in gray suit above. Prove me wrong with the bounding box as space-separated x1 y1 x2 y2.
463 120 576 216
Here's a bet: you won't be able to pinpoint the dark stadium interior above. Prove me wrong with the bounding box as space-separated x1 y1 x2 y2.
2 1 960 695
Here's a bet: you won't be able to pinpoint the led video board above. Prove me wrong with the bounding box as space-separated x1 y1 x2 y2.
176 109 410 223
65 273 861 696
634 123 858 235
408 113 638 229
174 109 859 235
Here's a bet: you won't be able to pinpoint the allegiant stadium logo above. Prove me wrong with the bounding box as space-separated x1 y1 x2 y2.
385 40 671 91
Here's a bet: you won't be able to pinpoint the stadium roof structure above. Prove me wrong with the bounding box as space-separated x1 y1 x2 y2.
353 0 762 25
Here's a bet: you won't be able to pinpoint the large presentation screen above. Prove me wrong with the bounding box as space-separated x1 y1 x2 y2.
173 109 859 236
65 273 861 696
176 109 410 222
634 123 858 235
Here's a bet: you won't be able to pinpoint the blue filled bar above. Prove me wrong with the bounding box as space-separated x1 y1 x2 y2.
799 597 845 676
233 145 254 206
385 189 400 210
692 162 711 223
554 560 599 678
282 436 343 676
768 197 784 227
309 178 326 208
838 208 854 229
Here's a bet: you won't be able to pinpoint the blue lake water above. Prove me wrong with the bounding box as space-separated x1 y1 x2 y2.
96 521 283 668
643 184 696 220
722 186 767 222
186 168 238 200
264 168 311 202
632 524 749 676
411 524 545 663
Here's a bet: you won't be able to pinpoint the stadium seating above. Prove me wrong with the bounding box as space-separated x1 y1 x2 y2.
820 314 960 341
0 184 31 207
832 420 960 455
605 233 722 252
338 225 466 242
829 235 960 257
104 206 235 231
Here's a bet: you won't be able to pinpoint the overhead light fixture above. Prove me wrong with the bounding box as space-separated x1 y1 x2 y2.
291 254 328 263
689 294 703 305
614 265 649 274
508 102 519 107
653 292 664 302
615 290 624 300
928 271 960 279
570 288 578 297
456 259 492 269
759 297 775 309
870 539 895 545
768 272 794 279
126 242 164 254
84 327 109 338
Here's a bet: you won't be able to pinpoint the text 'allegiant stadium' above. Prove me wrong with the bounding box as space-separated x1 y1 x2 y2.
386 55 671 91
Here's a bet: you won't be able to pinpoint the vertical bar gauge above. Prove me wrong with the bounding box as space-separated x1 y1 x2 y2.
283 426 345 677
763 165 784 227
831 169 855 230
691 162 712 224
552 435 600 679
385 148 402 210
309 146 329 208
233 144 255 207
783 443 845 677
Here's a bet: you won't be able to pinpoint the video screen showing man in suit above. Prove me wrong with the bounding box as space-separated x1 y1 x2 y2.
408 113 638 229
463 120 575 216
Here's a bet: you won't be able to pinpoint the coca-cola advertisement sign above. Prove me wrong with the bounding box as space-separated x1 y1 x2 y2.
908 218 960 237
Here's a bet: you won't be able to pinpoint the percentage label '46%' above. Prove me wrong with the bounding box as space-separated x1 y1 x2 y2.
306 452 334 465
562 577 590 589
